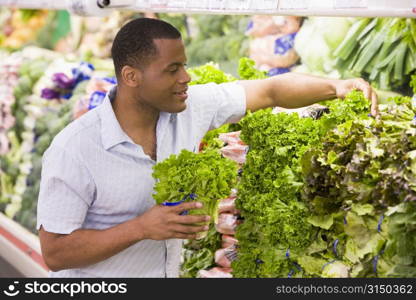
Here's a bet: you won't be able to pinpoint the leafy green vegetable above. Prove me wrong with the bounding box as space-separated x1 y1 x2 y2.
153 149 238 226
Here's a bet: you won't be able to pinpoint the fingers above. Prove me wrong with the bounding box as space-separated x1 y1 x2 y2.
370 89 379 116
169 224 209 240
172 214 211 225
172 224 209 235
355 78 372 100
171 201 202 214
354 78 379 116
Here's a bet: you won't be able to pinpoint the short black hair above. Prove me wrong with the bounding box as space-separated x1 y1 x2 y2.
111 18 181 77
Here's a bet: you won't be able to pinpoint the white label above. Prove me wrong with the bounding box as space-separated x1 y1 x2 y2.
226 0 251 10
209 0 226 10
279 0 308 10
263 0 279 9
6 0 67 9
250 0 279 10
333 0 367 8
166 0 186 8
135 0 151 9
186 0 208 9
148 0 168 8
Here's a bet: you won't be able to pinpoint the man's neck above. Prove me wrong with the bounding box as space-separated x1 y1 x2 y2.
112 88 159 134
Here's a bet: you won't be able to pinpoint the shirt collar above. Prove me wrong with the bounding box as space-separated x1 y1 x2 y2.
98 86 178 152
98 86 133 150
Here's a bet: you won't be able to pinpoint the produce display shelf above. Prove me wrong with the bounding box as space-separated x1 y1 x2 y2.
0 0 415 17
0 213 48 277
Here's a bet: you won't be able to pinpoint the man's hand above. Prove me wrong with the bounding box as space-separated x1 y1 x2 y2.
334 78 379 116
136 202 210 240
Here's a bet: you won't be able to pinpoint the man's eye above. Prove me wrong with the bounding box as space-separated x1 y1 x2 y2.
169 68 178 73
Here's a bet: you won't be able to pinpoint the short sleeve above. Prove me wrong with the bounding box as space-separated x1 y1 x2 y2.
36 145 96 234
188 82 246 137
210 81 246 129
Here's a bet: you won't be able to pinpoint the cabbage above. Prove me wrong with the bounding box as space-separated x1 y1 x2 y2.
294 17 355 74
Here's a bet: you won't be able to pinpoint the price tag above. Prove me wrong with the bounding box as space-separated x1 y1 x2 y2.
279 0 309 10
167 0 187 8
135 0 151 9
226 0 251 10
250 0 279 10
333 0 367 8
148 0 168 8
186 0 208 9
263 0 279 9
209 0 226 10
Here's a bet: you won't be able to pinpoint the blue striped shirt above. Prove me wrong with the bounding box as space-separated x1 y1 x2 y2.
37 82 246 277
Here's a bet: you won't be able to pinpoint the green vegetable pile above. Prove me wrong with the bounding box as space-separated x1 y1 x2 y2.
232 90 416 277
302 96 416 277
232 91 369 277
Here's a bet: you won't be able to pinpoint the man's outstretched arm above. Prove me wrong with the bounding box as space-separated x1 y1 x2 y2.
241 72 379 116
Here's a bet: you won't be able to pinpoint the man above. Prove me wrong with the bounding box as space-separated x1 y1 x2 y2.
37 18 378 278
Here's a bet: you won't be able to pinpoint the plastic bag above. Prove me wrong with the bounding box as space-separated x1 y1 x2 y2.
215 245 238 268
246 16 301 38
249 33 299 69
222 235 239 248
272 104 329 120
218 130 245 146
218 195 239 214
197 267 233 278
220 144 248 165
216 213 240 235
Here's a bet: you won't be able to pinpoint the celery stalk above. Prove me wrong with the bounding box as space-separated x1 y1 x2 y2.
405 47 416 75
333 18 371 60
393 43 407 82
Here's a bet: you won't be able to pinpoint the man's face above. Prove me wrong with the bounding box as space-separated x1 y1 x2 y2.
137 38 191 113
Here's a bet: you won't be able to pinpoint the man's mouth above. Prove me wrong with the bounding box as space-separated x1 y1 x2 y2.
173 89 188 100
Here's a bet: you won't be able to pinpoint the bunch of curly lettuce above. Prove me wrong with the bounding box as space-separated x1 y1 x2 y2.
153 149 238 222
302 95 416 277
152 149 237 277
232 91 375 278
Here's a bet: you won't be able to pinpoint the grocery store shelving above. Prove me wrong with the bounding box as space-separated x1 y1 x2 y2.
0 213 48 277
0 0 415 17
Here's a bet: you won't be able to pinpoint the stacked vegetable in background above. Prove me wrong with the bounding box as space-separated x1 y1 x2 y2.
294 17 416 96
0 47 116 232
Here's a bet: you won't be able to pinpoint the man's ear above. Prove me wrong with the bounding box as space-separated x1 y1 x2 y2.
120 65 142 87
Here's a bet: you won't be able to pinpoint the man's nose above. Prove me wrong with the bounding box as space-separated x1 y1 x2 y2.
179 68 191 84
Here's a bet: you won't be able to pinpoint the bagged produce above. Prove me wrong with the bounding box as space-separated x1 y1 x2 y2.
215 245 238 268
246 15 301 38
246 16 302 73
220 144 248 165
218 131 244 146
222 235 239 248
197 267 233 278
218 195 239 214
216 213 240 235
249 34 299 70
